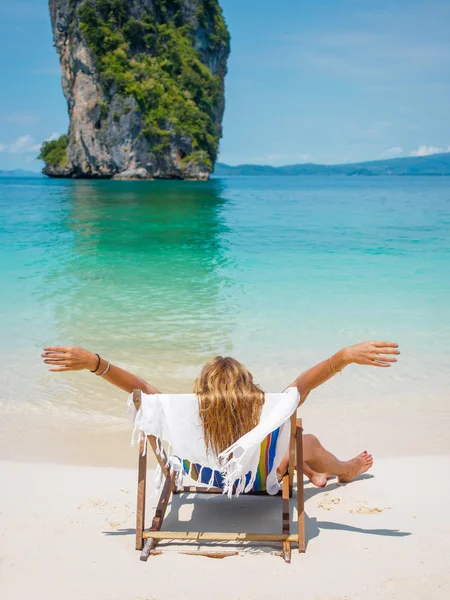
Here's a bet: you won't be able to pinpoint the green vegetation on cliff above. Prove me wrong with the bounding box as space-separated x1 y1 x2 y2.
78 0 229 169
38 135 68 168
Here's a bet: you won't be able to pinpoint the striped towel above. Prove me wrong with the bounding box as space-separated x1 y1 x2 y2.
182 428 280 492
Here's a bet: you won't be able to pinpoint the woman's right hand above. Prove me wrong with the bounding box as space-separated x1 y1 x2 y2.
42 346 98 372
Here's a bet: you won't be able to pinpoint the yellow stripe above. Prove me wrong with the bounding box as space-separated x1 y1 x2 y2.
256 436 269 490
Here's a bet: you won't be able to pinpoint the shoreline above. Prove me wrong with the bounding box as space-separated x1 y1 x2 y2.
1 383 448 470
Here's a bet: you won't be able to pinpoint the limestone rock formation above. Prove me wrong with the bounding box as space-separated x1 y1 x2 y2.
43 0 229 179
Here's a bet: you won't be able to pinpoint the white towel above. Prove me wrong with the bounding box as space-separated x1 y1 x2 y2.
127 387 299 497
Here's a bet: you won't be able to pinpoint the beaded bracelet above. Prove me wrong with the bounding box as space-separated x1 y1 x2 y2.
90 353 101 373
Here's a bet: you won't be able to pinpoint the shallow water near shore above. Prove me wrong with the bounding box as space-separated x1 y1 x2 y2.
1 175 449 442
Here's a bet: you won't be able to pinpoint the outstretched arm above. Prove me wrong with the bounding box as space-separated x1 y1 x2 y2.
42 346 160 394
288 340 400 405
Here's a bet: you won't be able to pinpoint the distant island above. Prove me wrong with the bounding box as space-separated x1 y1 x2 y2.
0 170 44 178
214 152 450 176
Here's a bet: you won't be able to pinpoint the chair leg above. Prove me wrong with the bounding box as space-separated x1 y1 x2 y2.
135 435 147 551
288 414 296 498
140 472 174 562
140 538 154 561
296 423 306 553
281 474 291 563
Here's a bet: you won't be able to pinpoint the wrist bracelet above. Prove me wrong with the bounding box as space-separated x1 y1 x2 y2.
90 353 101 373
329 357 341 375
96 360 111 377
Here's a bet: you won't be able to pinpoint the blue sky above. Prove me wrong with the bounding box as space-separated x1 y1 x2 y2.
0 0 449 170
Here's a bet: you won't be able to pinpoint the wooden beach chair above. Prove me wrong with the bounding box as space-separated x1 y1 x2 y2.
132 389 306 563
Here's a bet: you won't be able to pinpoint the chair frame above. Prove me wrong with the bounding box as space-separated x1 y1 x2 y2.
132 389 305 563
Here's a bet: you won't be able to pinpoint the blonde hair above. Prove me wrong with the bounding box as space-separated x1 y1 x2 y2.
194 356 265 456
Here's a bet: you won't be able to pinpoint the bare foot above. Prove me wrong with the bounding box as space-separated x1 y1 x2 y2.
309 472 328 487
338 451 373 483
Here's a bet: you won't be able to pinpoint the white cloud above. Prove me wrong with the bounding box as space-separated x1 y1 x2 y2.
0 133 62 156
382 146 403 157
0 134 50 154
9 134 42 154
410 145 450 157
45 132 60 142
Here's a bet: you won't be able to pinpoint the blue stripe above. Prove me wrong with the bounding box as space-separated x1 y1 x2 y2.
267 427 279 473
182 427 281 492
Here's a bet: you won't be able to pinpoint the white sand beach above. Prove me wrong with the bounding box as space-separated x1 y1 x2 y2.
1 449 449 600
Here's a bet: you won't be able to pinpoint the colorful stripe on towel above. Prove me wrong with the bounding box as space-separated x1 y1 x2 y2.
182 427 280 492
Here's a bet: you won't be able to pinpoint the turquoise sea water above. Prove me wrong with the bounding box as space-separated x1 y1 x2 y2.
1 176 449 423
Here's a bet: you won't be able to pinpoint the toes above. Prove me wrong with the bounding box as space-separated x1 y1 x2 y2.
361 451 373 464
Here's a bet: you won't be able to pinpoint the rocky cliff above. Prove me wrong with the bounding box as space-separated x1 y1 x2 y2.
43 0 229 179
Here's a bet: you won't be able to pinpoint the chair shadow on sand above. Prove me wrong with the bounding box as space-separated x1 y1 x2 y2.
104 474 411 553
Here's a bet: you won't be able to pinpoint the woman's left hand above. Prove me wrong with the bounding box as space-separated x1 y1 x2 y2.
344 341 400 368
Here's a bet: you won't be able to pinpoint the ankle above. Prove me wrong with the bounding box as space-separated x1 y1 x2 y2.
335 460 351 478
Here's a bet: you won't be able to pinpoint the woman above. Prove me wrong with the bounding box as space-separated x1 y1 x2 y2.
42 340 399 486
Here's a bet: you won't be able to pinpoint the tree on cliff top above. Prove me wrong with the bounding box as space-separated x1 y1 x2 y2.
38 135 68 168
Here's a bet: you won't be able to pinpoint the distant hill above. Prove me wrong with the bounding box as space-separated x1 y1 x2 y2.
214 152 450 176
0 169 44 178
